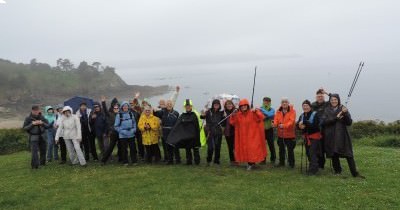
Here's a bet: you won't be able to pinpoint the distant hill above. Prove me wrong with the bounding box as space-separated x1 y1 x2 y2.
0 58 168 116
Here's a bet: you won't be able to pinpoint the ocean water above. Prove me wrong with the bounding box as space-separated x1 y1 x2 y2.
117 60 399 122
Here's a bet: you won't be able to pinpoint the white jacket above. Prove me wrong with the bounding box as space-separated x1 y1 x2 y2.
55 106 82 141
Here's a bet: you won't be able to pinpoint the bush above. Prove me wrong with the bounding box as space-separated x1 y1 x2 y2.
350 120 399 139
0 129 29 155
354 135 400 148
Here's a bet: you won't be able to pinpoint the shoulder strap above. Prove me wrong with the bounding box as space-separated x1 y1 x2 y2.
309 112 317 124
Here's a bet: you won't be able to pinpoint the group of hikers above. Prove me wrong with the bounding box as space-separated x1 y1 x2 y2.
23 86 365 178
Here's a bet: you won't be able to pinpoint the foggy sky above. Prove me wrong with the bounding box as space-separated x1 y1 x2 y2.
0 0 399 121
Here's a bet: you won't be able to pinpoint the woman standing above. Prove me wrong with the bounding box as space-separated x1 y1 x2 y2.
297 100 322 175
55 106 87 167
44 106 59 162
322 94 365 178
201 99 224 166
230 99 267 171
138 106 161 163
222 100 236 165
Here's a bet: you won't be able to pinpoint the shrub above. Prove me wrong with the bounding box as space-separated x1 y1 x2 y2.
0 129 29 155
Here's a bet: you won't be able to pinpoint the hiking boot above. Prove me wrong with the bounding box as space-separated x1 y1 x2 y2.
246 165 253 171
59 161 66 165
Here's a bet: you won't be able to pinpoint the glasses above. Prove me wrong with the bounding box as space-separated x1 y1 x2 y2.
113 107 119 110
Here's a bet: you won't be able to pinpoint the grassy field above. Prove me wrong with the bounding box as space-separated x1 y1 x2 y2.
0 141 399 210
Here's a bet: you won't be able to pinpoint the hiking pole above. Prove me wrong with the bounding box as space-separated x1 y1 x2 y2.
300 138 304 174
217 109 238 126
346 61 365 105
250 66 257 109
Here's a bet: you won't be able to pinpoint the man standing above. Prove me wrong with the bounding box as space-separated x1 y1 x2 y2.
167 99 202 165
260 97 276 165
311 88 330 169
154 99 180 165
23 105 50 169
273 98 297 168
89 102 108 159
76 101 98 161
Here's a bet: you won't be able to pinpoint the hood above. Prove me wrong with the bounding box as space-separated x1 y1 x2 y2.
239 99 250 107
93 101 102 112
120 101 131 112
183 99 194 113
329 93 341 106
211 99 222 111
278 104 294 112
183 99 193 107
45 106 54 113
111 98 119 106
62 106 73 114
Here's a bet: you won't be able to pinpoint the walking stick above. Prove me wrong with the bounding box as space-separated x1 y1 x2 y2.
300 137 304 174
250 66 257 109
346 61 365 105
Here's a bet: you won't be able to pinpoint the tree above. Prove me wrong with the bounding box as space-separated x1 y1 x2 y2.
92 62 101 71
30 58 37 67
57 59 74 71
78 61 89 71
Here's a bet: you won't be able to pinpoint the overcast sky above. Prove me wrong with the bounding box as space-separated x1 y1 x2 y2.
0 0 399 66
0 0 399 120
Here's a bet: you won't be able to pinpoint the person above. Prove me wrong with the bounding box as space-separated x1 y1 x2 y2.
167 99 203 165
54 105 67 164
297 100 322 175
114 101 137 166
131 98 145 161
221 100 236 165
201 99 224 166
89 101 108 159
139 106 162 163
55 106 87 167
23 105 50 169
76 101 98 161
44 106 58 162
230 99 267 171
101 97 121 164
130 100 145 161
311 88 331 169
321 94 365 179
259 97 276 165
154 99 181 165
273 98 297 168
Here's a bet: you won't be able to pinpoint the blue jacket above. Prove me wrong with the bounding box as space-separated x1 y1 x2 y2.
260 106 275 130
114 101 137 139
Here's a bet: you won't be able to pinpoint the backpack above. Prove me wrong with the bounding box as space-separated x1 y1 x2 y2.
119 112 134 126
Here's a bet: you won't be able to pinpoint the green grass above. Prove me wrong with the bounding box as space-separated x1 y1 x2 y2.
0 142 399 210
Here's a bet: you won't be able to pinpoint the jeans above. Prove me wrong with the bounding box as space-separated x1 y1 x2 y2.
30 135 46 169
46 129 59 161
101 132 119 163
207 135 222 164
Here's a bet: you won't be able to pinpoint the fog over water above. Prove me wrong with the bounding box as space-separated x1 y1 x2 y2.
0 0 399 121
